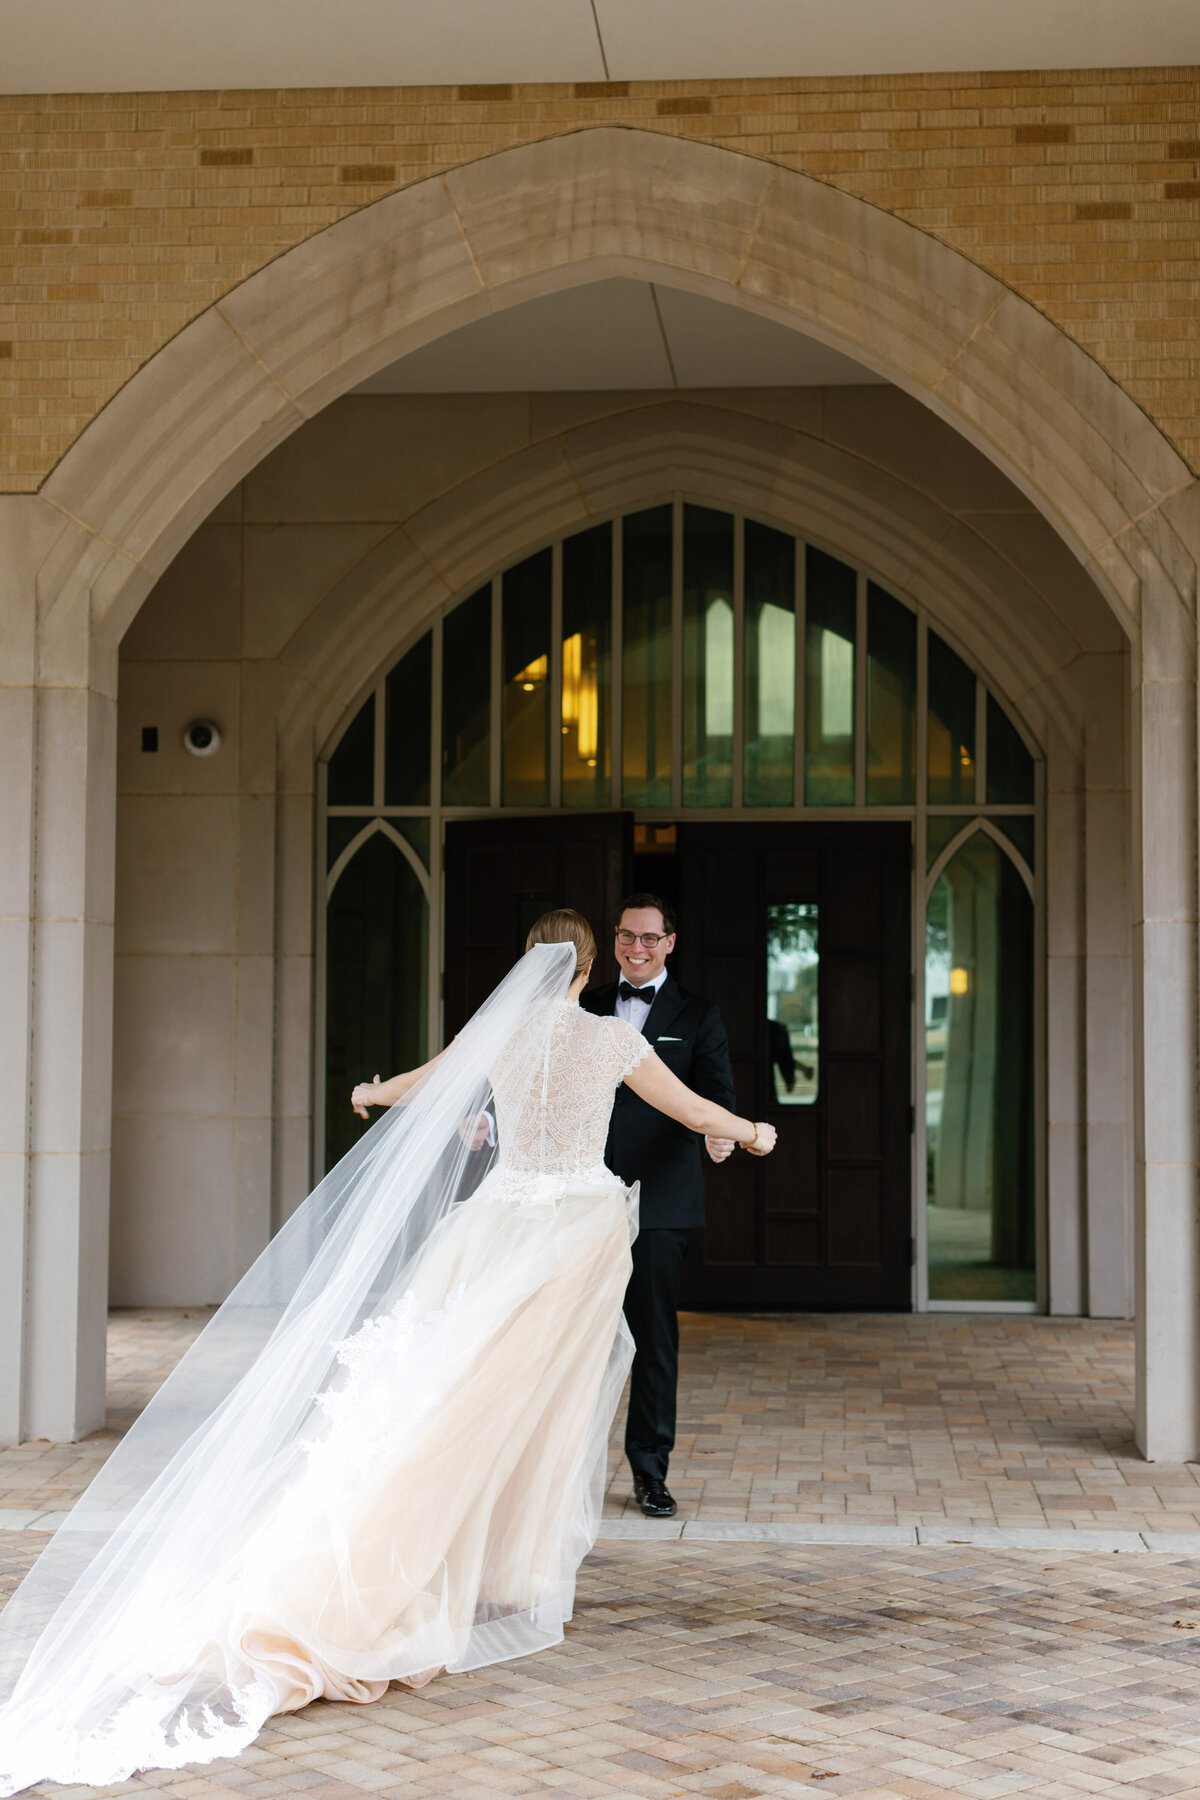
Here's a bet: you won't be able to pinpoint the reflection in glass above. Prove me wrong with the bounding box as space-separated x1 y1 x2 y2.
928 631 976 805
562 523 612 806
866 583 916 804
325 831 428 1169
442 584 491 806
925 832 1034 1301
744 520 795 806
804 547 856 805
767 902 819 1105
502 549 551 806
327 694 375 806
987 694 1035 804
683 505 734 806
622 505 673 806
384 631 431 805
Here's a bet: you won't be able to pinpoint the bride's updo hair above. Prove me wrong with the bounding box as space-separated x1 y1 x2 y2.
525 908 596 977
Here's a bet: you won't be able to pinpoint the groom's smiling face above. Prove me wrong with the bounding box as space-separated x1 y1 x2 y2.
615 906 676 987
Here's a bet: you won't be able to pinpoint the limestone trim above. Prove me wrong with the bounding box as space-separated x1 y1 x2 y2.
14 129 1196 655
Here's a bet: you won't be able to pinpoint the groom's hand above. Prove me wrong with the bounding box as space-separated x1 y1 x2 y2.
458 1113 492 1152
705 1136 735 1163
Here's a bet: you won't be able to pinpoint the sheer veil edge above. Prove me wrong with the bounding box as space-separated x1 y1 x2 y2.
0 942 579 1794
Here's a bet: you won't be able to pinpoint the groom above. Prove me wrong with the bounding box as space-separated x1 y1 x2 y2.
581 893 736 1518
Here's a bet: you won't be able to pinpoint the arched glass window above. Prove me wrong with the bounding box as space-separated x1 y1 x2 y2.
323 826 428 1168
925 829 1035 1303
318 497 1041 1309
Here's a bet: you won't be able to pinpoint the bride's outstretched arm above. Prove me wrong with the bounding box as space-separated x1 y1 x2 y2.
350 1051 447 1118
623 1051 777 1156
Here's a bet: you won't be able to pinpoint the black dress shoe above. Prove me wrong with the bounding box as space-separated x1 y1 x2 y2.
633 1475 677 1518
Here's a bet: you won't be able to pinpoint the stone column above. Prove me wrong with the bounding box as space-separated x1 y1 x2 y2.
1133 587 1200 1462
0 501 40 1446
0 498 117 1445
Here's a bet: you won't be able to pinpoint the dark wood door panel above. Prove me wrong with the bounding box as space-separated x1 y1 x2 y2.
825 957 882 1055
765 1216 821 1266
825 1062 882 1161
703 1158 758 1264
679 821 912 1312
445 813 632 1036
466 847 511 943
698 952 758 1057
762 1109 819 1215
823 850 882 950
827 1167 884 1266
764 850 821 900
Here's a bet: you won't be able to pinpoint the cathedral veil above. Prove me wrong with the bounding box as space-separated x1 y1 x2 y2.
0 941 578 1794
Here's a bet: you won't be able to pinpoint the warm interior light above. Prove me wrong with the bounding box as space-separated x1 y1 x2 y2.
512 653 547 691
949 967 969 995
562 631 598 760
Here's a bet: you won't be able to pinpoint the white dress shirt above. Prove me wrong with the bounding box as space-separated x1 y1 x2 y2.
615 968 667 1034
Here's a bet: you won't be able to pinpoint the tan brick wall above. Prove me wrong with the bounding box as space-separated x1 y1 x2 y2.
1 69 1197 491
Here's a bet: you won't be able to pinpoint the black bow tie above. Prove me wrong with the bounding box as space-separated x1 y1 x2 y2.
619 981 655 1005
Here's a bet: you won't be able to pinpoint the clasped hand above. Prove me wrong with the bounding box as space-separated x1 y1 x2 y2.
706 1122 777 1160
744 1122 777 1156
350 1075 383 1119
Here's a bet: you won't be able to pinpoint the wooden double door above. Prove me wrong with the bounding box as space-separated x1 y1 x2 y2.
444 814 913 1310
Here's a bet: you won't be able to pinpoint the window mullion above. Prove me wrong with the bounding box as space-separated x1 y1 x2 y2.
671 497 683 811
732 512 745 809
490 574 502 810
550 538 563 809
854 569 867 810
611 515 623 810
795 539 806 810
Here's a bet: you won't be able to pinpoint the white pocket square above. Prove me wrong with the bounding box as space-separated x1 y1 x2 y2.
656 1035 684 1042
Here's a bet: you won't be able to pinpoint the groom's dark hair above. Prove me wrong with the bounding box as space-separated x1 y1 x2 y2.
617 892 676 935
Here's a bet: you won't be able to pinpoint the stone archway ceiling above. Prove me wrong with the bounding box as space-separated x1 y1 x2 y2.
4 0 1198 91
353 279 886 393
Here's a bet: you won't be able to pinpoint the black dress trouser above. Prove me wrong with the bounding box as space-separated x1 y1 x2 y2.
622 1225 693 1482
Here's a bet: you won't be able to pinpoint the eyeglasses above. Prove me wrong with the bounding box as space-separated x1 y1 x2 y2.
616 929 669 948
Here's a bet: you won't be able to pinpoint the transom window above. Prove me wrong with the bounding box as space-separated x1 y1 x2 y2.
324 498 1036 821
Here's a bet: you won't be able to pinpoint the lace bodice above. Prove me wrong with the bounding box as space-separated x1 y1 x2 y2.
490 1003 650 1179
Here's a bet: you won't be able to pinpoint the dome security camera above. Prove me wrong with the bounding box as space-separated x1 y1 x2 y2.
183 719 222 758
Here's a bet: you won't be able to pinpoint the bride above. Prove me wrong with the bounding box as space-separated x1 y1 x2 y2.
0 908 775 1794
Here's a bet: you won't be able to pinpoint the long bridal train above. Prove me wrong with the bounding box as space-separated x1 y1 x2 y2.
0 943 647 1795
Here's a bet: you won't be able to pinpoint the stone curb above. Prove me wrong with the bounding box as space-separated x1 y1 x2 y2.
598 1520 1200 1553
6 1511 1200 1554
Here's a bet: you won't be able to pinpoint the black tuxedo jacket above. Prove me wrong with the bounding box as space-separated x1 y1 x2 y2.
581 974 736 1230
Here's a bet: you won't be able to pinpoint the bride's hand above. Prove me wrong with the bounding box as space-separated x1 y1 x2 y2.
744 1121 777 1156
351 1074 383 1119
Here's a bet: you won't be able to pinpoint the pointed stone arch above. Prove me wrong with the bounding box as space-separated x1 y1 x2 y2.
4 127 1197 1459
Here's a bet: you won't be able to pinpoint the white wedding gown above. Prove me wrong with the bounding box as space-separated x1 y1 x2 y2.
0 962 651 1794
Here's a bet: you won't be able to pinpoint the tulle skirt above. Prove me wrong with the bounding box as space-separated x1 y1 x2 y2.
0 1172 636 1791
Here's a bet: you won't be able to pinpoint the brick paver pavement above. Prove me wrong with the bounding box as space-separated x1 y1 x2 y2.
7 1310 1194 1537
605 1312 1200 1537
7 1534 1200 1797
7 1312 1200 1796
